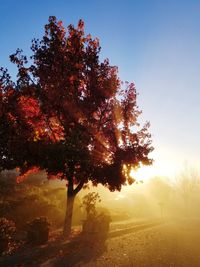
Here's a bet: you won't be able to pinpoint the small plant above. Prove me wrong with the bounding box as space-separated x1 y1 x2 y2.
82 192 101 219
0 217 16 254
26 217 50 245
81 193 111 241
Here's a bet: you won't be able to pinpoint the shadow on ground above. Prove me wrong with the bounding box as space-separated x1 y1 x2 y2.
0 231 107 267
52 233 107 267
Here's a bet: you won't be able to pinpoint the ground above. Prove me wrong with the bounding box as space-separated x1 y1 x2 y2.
82 220 200 267
1 219 200 267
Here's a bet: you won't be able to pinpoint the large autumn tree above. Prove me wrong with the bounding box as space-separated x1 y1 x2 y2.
0 16 153 235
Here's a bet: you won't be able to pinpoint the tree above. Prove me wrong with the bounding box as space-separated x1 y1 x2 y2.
0 16 153 236
148 177 171 218
175 164 200 216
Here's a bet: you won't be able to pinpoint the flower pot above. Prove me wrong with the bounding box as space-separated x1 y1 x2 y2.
27 228 49 245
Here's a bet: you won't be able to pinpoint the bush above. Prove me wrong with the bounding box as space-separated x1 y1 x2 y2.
0 218 16 254
81 193 111 242
82 212 111 244
26 217 50 245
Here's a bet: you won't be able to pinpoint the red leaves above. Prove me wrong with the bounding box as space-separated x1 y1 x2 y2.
48 117 65 142
78 19 84 31
17 95 65 142
47 172 63 180
0 16 153 193
16 167 40 183
18 96 40 118
7 112 16 122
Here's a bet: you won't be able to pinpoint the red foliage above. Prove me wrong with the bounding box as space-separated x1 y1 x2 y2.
0 16 153 193
16 167 40 183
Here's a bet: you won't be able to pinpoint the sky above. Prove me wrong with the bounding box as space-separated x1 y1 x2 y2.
1 0 200 180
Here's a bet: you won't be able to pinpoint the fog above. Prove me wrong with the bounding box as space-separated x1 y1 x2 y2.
78 165 200 223
1 165 200 227
1 165 200 266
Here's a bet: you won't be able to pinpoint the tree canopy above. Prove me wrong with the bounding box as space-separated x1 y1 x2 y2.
0 16 153 193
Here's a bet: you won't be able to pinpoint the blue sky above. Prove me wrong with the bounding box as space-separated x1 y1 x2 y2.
1 0 200 178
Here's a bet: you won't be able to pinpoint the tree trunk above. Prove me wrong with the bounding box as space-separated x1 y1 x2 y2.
63 192 75 236
63 177 84 237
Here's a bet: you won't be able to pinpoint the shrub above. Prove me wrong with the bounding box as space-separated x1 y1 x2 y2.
26 217 50 245
0 217 16 254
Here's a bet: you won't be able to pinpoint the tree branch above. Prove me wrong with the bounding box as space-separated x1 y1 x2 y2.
73 180 84 195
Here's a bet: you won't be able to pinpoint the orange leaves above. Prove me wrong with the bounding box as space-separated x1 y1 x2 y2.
69 75 76 84
74 62 83 69
127 176 135 185
86 34 92 41
78 19 84 31
0 16 153 194
16 167 40 183
7 112 16 123
121 164 136 185
57 20 63 28
18 96 40 118
88 37 100 50
17 94 64 142
47 172 63 180
93 37 99 49
57 20 66 36
48 117 65 142
32 117 65 142
33 129 43 141
18 95 46 140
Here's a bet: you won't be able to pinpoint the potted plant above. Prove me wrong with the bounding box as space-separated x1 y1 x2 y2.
26 217 50 245
81 192 111 241
82 192 101 233
0 217 16 254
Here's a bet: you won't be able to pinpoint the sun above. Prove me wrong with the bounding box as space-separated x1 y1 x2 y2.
129 165 154 182
129 161 179 183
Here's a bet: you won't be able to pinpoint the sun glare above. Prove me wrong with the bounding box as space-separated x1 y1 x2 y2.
114 193 126 201
129 161 180 183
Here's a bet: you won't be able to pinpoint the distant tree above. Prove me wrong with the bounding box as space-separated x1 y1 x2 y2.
175 164 200 216
148 177 171 218
0 16 153 236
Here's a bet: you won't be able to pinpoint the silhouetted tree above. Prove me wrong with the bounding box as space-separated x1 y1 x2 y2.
0 16 153 236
